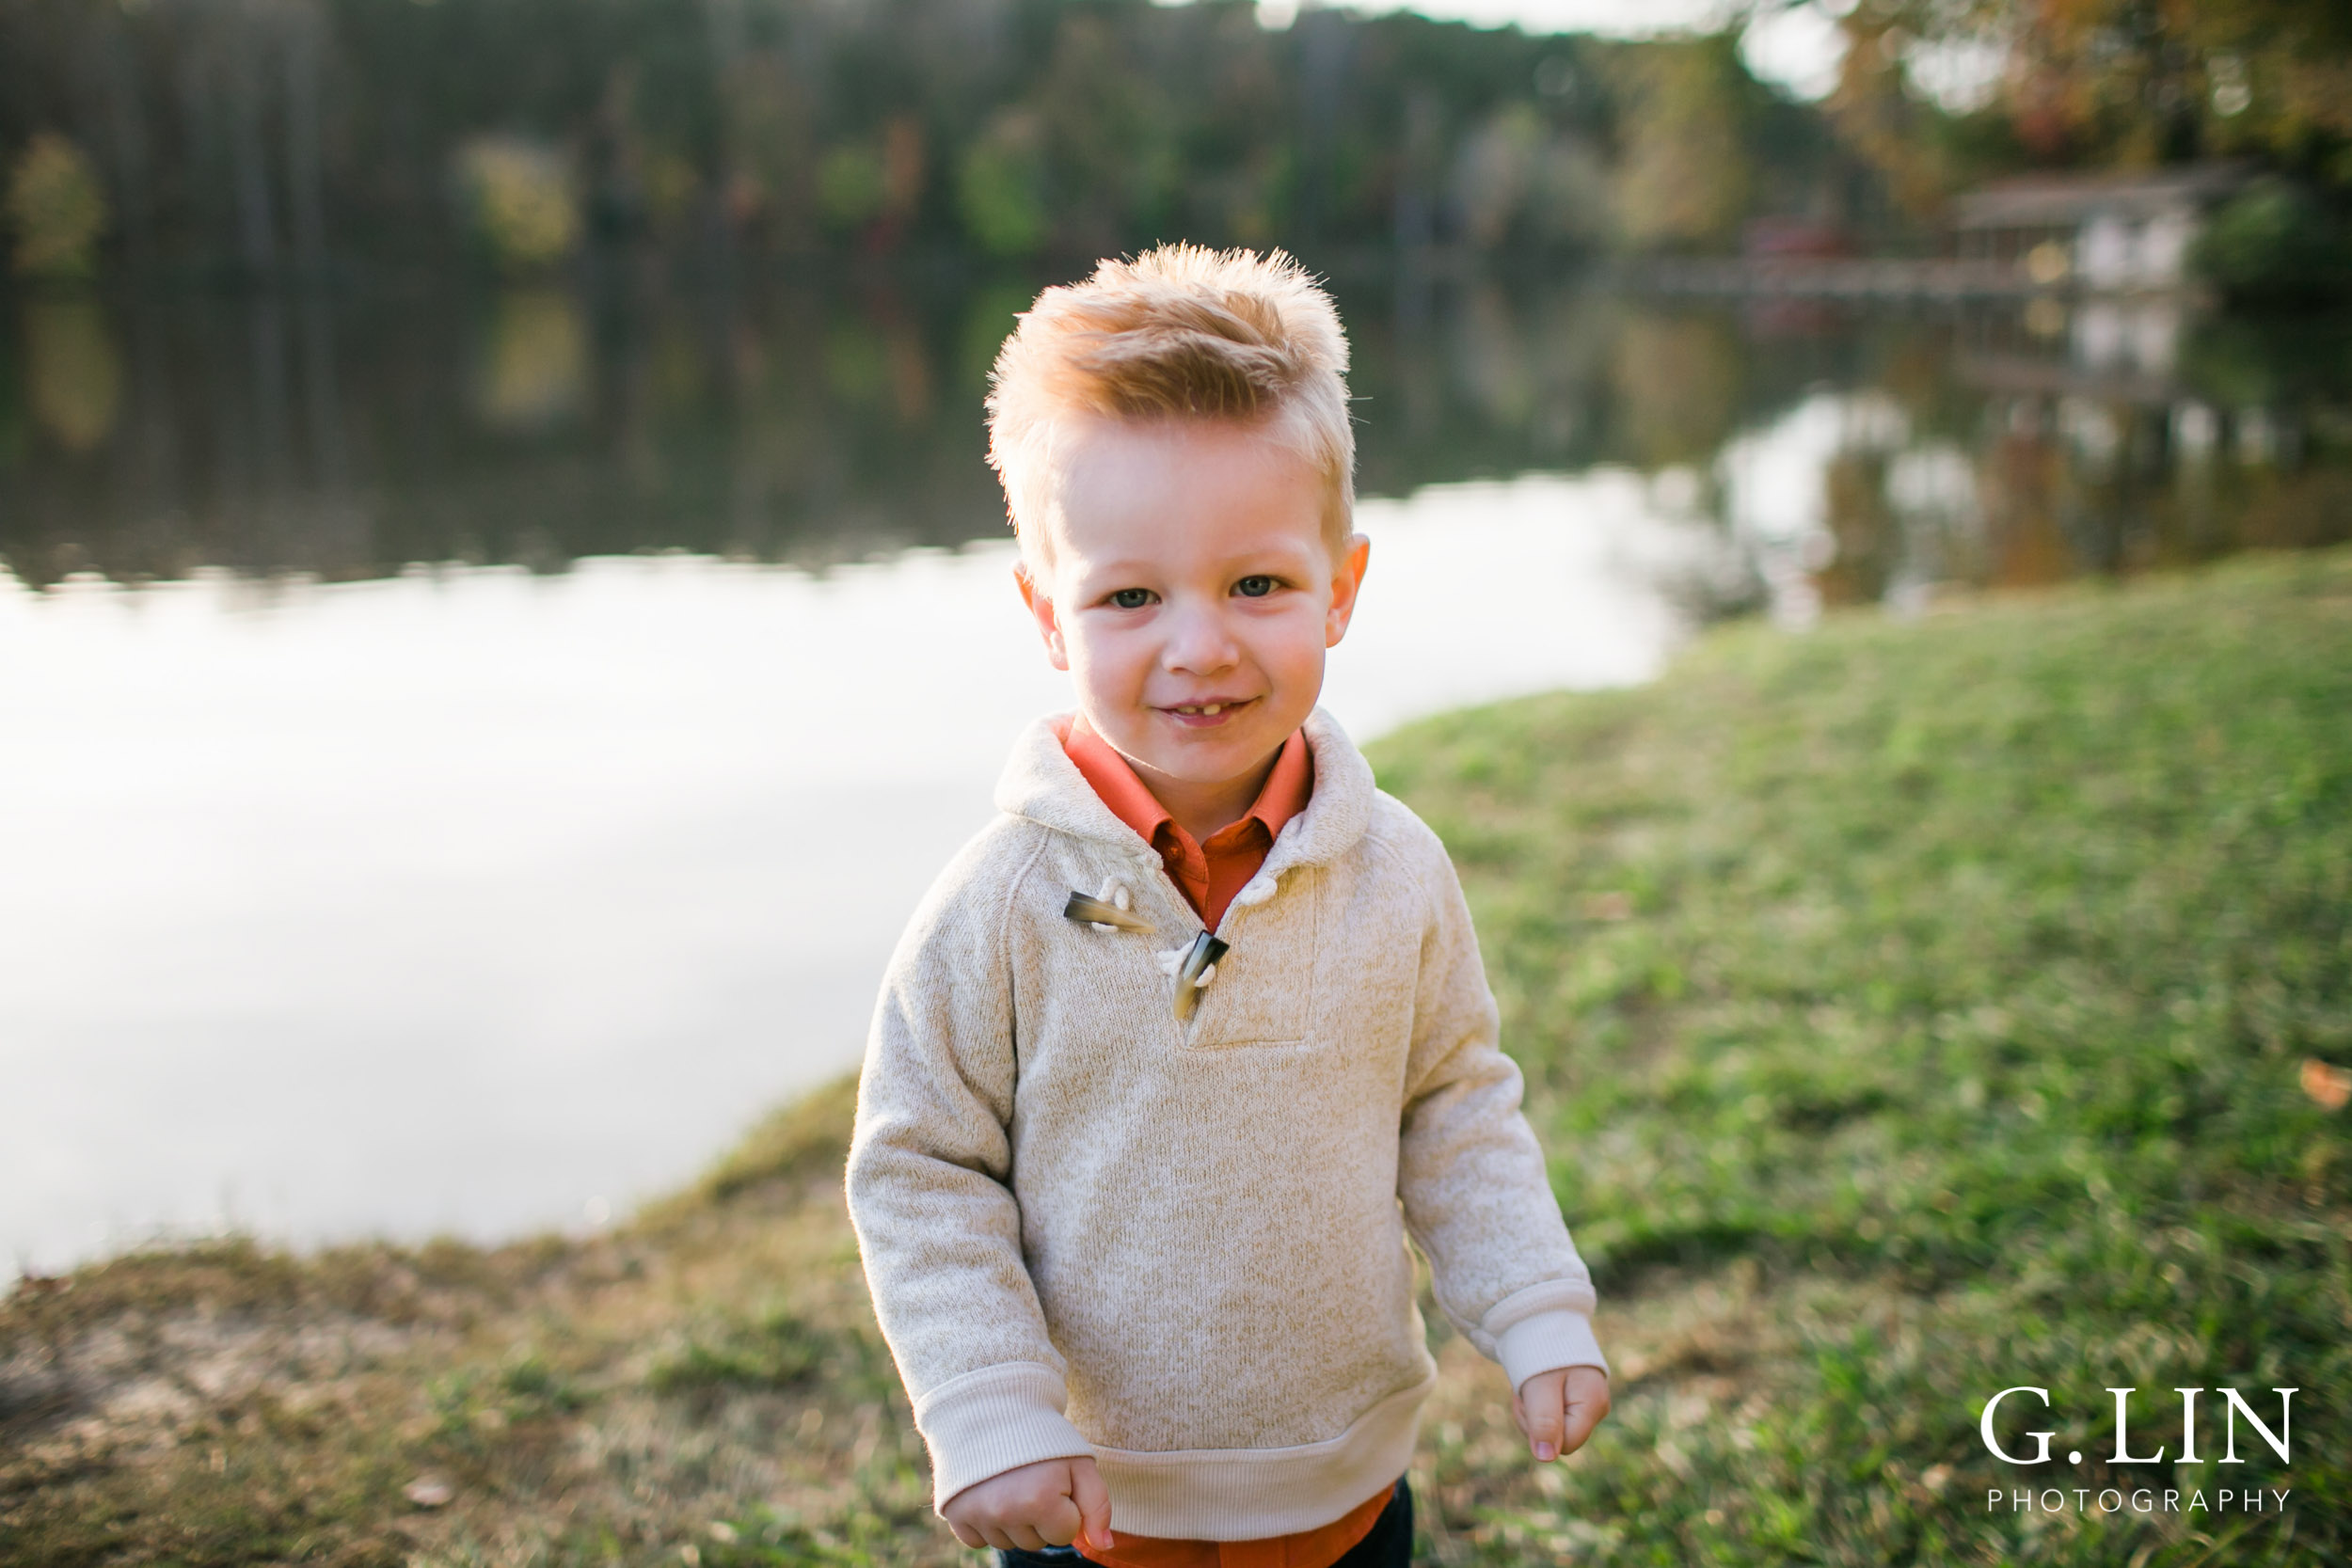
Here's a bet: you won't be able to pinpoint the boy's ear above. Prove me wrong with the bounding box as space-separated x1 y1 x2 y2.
1324 532 1372 649
1015 562 1071 672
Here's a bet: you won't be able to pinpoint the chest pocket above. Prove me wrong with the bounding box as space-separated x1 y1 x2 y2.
1185 868 1321 1049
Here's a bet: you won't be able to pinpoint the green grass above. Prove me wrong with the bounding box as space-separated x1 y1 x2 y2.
4 548 2346 1565
1373 546 2351 1564
646 1308 832 1399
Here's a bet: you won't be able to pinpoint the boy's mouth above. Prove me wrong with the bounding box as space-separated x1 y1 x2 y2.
1160 697 1256 726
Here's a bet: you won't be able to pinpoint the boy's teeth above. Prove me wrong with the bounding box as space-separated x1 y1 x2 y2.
1177 703 1224 715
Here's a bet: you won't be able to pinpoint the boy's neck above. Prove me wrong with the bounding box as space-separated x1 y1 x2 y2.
1070 711 1284 846
1134 747 1284 847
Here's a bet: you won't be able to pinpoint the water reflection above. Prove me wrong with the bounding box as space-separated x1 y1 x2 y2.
6 272 2346 604
474 289 590 431
23 298 123 454
8 266 2349 1273
0 471 1714 1275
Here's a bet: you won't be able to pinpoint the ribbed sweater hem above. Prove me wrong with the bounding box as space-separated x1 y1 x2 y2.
1088 1370 1436 1539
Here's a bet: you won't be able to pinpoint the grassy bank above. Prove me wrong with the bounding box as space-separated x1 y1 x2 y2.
1380 547 2349 1565
6 550 2348 1566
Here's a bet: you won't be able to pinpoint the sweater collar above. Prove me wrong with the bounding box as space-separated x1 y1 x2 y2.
995 707 1375 874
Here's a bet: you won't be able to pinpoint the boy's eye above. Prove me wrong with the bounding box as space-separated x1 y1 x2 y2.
1233 576 1277 598
1108 588 1154 610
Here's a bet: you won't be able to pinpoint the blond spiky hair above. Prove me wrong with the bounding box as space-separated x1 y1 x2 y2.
985 244 1356 567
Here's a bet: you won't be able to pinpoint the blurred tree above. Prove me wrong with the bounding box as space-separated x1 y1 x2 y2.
456 136 581 271
1823 9 2010 219
1451 103 1543 248
0 0 1875 270
958 109 1051 257
2191 175 2350 299
818 141 890 231
1820 0 2352 203
1611 35 1759 251
7 132 109 277
1030 9 1178 252
717 52 818 249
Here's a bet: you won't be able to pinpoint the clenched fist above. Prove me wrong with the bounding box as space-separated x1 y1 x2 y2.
1514 1365 1611 1462
943 1454 1115 1555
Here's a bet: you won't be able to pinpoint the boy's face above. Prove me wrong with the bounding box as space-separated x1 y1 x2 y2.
1017 415 1370 802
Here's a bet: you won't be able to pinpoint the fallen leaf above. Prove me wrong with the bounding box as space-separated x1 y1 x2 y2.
2301 1058 2351 1112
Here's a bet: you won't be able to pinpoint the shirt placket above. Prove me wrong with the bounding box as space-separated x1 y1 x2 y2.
1157 831 1211 922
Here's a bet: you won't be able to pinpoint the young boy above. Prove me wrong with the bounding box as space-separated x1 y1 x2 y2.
846 245 1609 1566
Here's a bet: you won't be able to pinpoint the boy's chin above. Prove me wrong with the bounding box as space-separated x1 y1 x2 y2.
1131 716 1295 775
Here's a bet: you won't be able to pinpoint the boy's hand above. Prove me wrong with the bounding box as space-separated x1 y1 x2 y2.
942 1455 1114 1554
1513 1366 1611 1463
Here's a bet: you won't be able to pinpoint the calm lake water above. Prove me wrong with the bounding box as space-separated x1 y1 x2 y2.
6 267 2347 1278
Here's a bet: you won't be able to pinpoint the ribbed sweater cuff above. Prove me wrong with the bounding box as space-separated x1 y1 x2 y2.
912 1363 1095 1510
1496 1310 1609 1392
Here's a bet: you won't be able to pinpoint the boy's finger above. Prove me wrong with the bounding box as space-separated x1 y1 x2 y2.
1035 1488 1084 1548
1518 1369 1568 1461
946 1520 986 1550
1560 1394 1603 1454
1559 1369 1613 1455
1072 1457 1117 1553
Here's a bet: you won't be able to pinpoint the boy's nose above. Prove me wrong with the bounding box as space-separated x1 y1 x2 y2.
1159 600 1240 674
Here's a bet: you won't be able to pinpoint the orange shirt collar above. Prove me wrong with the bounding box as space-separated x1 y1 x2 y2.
1057 713 1313 850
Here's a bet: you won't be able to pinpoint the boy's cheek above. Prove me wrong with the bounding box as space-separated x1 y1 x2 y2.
1062 645 1141 705
1073 633 1168 695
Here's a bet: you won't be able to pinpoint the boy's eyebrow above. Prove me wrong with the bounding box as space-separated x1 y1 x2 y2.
1068 556 1166 578
1072 544 1323 580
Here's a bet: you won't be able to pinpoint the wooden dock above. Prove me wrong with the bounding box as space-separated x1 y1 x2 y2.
1637 257 2054 301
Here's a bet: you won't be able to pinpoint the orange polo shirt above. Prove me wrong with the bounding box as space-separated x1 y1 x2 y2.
1056 714 1315 931
1054 714 1395 1568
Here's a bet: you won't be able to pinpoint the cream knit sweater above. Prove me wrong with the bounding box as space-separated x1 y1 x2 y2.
846 709 1604 1539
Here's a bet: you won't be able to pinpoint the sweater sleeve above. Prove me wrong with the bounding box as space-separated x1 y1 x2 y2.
844 832 1095 1510
1389 817 1608 1390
